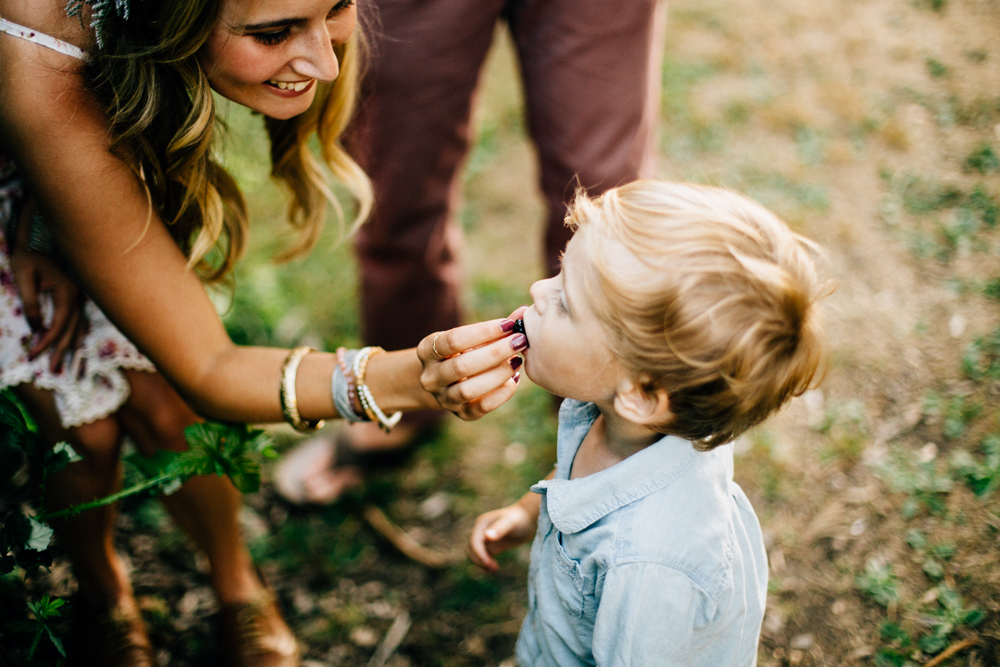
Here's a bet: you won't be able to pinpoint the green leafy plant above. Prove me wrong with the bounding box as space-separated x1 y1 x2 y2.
904 529 955 580
1 388 275 664
856 558 901 608
6 594 67 660
875 621 912 667
950 434 1000 497
41 422 276 522
918 585 984 654
877 450 954 517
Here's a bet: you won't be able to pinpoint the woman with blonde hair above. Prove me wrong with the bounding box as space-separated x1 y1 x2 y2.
0 0 523 665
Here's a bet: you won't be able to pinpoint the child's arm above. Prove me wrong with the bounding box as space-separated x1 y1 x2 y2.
468 468 554 572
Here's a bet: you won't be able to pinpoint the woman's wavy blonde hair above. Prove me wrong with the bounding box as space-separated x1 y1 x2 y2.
571 180 831 450
81 0 372 282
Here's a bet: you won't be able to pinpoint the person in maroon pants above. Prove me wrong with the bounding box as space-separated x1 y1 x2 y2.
275 0 667 504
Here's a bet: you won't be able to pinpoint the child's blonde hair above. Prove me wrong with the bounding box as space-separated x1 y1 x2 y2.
571 180 829 450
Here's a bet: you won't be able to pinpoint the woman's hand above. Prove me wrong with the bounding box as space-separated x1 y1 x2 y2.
417 314 527 421
468 501 538 572
8 205 87 372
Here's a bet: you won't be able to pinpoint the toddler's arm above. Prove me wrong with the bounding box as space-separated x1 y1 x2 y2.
468 468 553 572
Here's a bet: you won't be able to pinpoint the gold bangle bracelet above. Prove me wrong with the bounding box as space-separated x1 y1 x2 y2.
280 346 326 433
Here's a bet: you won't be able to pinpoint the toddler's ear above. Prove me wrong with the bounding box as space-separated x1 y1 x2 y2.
613 378 671 427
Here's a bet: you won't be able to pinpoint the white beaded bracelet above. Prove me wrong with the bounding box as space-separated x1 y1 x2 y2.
352 347 403 433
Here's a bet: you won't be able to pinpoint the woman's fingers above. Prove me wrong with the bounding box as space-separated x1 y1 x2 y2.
507 305 528 322
443 361 517 412
454 376 518 421
437 332 527 384
422 317 516 362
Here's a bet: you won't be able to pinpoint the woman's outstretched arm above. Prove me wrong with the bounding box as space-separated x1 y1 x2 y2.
0 25 518 424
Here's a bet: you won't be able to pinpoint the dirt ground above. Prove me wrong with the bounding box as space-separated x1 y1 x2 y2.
5 0 1000 665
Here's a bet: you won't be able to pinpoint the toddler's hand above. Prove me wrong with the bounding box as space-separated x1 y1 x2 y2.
468 502 537 572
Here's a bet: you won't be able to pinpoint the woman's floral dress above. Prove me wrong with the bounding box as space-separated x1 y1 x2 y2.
0 148 154 428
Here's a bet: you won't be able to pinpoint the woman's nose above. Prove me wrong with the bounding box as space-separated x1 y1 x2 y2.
290 30 340 81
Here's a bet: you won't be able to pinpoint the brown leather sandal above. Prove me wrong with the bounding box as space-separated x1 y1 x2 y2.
218 588 299 667
70 595 155 667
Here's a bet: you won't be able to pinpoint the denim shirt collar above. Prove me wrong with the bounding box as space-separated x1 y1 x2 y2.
531 399 699 534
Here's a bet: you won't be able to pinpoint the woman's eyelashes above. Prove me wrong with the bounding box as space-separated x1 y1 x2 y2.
250 0 355 46
252 29 291 45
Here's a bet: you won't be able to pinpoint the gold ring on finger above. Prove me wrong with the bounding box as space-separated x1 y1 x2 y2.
432 332 445 360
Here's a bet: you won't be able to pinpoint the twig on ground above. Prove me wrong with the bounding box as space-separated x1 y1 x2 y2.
924 638 978 667
362 504 454 569
367 611 411 667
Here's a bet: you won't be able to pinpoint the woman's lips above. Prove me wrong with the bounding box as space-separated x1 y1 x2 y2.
264 79 316 98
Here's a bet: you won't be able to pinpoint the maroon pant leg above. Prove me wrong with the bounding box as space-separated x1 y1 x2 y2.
510 0 666 277
349 0 505 352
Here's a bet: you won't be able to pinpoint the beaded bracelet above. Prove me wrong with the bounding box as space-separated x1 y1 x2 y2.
332 347 368 423
279 346 326 432
352 347 402 433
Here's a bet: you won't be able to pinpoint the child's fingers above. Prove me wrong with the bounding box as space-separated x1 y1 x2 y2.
468 514 501 571
483 513 517 544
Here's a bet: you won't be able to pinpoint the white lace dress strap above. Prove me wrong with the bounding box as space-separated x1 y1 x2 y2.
0 16 89 61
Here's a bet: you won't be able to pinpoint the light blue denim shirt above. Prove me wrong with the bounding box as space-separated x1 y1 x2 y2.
515 400 768 667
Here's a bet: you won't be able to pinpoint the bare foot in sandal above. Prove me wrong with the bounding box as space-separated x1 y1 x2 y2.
274 420 432 505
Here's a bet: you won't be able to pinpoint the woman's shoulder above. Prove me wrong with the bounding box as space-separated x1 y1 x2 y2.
0 0 90 48
0 0 94 138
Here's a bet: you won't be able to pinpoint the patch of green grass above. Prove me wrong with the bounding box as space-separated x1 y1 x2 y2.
737 170 830 219
660 56 724 158
964 143 1000 174
738 429 791 502
880 173 998 262
925 58 949 78
968 185 998 226
955 96 1000 128
794 126 827 166
818 400 868 464
440 564 502 611
723 99 752 126
893 173 963 215
924 392 981 440
961 328 1000 382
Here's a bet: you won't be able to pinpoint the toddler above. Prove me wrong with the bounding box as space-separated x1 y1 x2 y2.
469 180 828 666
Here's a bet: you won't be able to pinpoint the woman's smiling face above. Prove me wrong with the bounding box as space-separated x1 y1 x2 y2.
198 0 357 119
521 231 625 404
